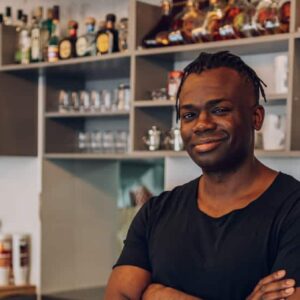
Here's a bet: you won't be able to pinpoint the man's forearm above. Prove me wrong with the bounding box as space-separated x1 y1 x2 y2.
142 284 203 300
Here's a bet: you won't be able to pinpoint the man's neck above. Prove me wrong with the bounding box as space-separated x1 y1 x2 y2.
198 156 278 215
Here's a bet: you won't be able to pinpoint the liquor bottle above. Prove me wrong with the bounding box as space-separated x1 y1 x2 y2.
4 7 12 26
96 14 119 55
239 1 259 37
219 0 249 40
118 18 128 52
254 0 280 35
59 20 78 60
31 7 43 63
168 0 205 45
14 9 23 64
278 0 290 33
48 6 60 62
0 14 3 25
19 15 31 64
41 8 53 61
192 0 226 42
76 17 96 57
142 0 173 48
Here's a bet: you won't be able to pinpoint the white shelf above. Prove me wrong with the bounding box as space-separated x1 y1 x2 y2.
45 111 130 118
134 100 176 107
44 150 300 160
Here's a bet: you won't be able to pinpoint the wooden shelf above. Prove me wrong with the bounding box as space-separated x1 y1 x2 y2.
133 94 286 108
0 285 36 298
134 100 176 107
45 111 130 118
135 33 290 61
44 150 300 160
0 52 131 80
0 51 131 71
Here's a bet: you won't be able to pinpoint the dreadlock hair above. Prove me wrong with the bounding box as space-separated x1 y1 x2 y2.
175 51 267 121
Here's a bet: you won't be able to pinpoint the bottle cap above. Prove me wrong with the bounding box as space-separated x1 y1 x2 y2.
22 14 28 23
5 7 11 17
52 5 60 20
106 13 116 23
17 9 23 20
35 6 43 19
85 16 96 26
68 20 78 29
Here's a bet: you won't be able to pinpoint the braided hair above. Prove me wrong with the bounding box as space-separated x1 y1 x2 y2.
176 51 267 120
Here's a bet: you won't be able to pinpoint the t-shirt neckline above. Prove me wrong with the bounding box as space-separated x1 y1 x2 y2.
192 171 282 222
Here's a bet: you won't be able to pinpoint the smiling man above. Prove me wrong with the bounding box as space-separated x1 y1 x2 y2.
104 51 300 300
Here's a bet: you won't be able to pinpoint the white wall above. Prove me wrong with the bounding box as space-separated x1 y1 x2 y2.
165 156 300 191
0 157 40 286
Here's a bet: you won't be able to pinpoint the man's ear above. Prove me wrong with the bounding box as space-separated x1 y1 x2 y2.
253 105 265 131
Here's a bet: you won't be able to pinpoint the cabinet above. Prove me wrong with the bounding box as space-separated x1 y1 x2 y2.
0 0 299 298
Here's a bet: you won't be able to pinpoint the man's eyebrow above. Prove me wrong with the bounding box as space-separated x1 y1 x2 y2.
180 98 229 110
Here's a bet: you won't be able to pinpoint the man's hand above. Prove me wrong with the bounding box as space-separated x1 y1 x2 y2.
142 283 202 300
246 270 296 300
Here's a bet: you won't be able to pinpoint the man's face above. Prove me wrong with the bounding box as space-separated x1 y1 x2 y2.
179 67 264 172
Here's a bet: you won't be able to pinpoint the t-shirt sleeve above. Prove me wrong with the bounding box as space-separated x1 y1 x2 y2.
271 198 300 287
113 199 153 272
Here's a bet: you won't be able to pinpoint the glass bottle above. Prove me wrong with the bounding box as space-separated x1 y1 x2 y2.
118 17 129 52
142 0 173 48
4 7 12 26
14 9 23 64
19 15 31 64
218 0 250 40
169 0 206 45
254 0 280 35
48 6 60 62
278 0 290 33
41 8 53 61
59 20 78 60
96 14 119 55
76 17 96 57
192 0 226 42
30 7 43 63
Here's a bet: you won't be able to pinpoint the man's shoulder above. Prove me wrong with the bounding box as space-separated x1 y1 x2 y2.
275 172 300 196
147 177 199 210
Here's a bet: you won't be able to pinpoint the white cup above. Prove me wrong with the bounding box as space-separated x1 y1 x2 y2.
274 55 288 94
12 234 30 286
0 234 12 286
262 114 285 150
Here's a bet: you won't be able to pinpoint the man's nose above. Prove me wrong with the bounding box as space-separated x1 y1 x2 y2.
192 111 216 134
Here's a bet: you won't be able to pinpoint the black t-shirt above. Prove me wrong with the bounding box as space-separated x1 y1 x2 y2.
114 172 300 300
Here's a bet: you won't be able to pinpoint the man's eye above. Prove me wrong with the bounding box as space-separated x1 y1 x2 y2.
211 107 230 115
182 112 196 120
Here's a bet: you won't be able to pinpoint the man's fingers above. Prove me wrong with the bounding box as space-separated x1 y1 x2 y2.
256 287 295 300
253 270 286 292
259 279 295 294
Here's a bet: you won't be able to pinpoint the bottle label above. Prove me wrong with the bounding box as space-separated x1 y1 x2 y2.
59 40 72 59
31 28 41 60
0 239 12 268
97 33 111 54
48 45 59 62
76 37 87 57
20 30 31 64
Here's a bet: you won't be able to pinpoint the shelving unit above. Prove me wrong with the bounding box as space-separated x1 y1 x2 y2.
0 0 299 298
0 285 36 298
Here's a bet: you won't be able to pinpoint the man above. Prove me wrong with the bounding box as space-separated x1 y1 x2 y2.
104 51 300 299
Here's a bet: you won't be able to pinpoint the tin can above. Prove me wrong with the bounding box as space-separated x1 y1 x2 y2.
168 70 184 100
